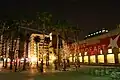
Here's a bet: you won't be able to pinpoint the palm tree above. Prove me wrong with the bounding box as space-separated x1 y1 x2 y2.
54 20 81 70
34 36 41 67
0 21 6 68
0 20 14 69
71 25 81 68
44 37 50 66
7 20 21 71
36 12 52 71
18 20 32 71
54 20 72 70
9 32 15 70
6 20 25 70
4 29 11 69
22 32 30 70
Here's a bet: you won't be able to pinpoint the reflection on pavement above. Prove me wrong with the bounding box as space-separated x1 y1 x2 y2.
0 63 56 80
28 78 34 80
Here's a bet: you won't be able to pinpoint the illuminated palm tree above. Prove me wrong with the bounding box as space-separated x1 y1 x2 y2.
0 21 7 68
44 37 50 66
72 25 81 68
20 20 32 71
54 20 72 70
36 12 52 72
54 20 81 70
1 20 15 70
34 36 40 67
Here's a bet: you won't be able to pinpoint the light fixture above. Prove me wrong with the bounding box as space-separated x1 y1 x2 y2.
31 56 37 62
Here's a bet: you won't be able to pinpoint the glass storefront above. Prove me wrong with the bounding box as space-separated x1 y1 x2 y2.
84 56 88 63
90 55 96 63
107 54 115 63
98 55 104 63
118 53 120 63
79 56 82 62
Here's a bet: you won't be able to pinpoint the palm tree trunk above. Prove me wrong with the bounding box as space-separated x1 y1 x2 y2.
5 40 9 68
56 33 60 69
23 41 27 70
1 35 4 68
72 53 74 64
10 38 14 70
46 52 49 66
3 40 7 68
18 38 21 67
36 42 38 67
14 39 18 72
23 34 29 70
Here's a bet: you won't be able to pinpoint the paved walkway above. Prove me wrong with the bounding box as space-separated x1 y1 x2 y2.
0 69 111 80
0 65 112 80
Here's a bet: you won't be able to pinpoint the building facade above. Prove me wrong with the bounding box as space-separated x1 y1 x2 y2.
29 33 57 65
69 28 120 65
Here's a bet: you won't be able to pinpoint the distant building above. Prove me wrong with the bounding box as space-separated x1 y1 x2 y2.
29 33 50 63
28 32 63 64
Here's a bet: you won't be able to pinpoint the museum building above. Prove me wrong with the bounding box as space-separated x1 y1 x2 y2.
70 28 120 65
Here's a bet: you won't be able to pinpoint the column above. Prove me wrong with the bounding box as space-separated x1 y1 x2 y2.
113 48 119 64
103 49 107 64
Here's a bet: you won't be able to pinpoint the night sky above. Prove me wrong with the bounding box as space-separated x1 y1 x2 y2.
0 0 120 39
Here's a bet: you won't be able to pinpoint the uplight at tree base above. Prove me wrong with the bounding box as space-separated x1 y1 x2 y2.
49 55 56 63
31 56 37 63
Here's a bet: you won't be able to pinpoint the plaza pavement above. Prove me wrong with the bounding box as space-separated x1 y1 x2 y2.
0 65 112 80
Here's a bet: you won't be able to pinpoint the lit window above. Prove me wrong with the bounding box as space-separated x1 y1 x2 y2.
106 30 108 32
84 56 88 63
102 30 105 32
98 55 104 63
79 53 81 56
90 55 96 63
107 54 115 63
118 53 120 63
108 49 112 53
69 57 72 62
96 32 98 34
88 35 90 36
84 52 87 55
99 31 101 33
79 57 82 62
100 50 102 54
91 34 93 36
